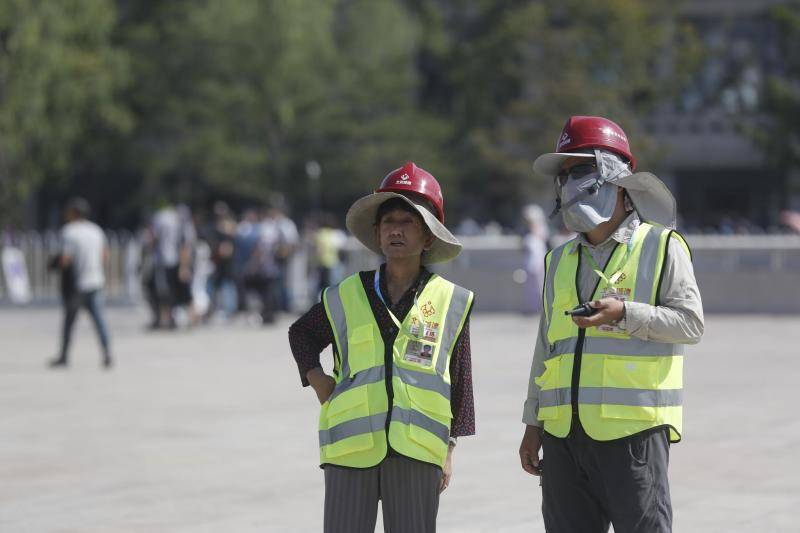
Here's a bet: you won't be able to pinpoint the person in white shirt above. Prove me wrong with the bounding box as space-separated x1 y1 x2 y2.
49 198 112 369
149 203 197 328
269 206 299 312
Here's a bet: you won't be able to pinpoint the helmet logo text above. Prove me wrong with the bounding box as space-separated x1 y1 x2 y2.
557 132 571 150
601 126 627 143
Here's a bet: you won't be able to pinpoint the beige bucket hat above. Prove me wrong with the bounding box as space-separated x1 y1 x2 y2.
345 162 462 264
345 192 462 264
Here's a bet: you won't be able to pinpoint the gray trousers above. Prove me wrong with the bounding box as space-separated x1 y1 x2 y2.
541 422 672 533
323 454 442 533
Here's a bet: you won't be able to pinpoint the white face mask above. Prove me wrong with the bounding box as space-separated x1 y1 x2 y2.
559 173 618 233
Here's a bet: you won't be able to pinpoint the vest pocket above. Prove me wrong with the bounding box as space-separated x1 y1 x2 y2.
320 385 375 457
323 431 375 459
404 384 452 455
322 384 371 430
535 357 562 421
347 324 378 376
406 384 453 421
601 356 659 421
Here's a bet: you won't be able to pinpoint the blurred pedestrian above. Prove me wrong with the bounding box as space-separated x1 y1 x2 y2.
521 204 549 314
269 204 299 313
289 162 475 533
312 213 346 297
204 201 237 321
240 210 280 325
149 201 197 329
233 208 262 314
190 216 213 318
176 204 199 325
48 197 112 369
519 116 704 533
139 223 160 328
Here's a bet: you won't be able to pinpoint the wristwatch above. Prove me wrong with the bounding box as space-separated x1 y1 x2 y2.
448 436 458 447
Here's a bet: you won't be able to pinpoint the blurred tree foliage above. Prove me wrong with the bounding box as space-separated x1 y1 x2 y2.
0 0 698 228
0 0 131 225
757 2 800 177
409 0 700 222
118 0 451 216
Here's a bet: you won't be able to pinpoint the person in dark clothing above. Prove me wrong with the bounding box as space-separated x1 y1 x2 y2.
204 201 237 321
241 210 280 324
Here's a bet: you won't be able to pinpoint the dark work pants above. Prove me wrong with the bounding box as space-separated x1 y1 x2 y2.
323 455 442 533
541 421 672 533
59 290 111 362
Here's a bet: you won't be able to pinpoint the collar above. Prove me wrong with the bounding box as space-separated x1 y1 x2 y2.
567 211 640 254
377 263 431 306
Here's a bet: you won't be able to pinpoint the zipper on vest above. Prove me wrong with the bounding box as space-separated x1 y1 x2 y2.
384 332 394 433
572 328 585 417
570 243 620 428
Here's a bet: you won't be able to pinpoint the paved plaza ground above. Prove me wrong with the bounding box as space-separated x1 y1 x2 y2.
0 306 797 532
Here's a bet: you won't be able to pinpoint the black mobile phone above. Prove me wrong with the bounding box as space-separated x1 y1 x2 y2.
564 302 596 317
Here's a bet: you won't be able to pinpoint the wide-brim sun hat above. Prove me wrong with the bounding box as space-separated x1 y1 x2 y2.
346 191 462 264
615 172 677 229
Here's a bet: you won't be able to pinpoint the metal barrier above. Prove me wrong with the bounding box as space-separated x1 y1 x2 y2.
0 231 140 305
3 232 800 313
335 235 800 314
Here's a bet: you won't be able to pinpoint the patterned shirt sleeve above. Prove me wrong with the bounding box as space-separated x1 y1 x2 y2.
288 301 335 387
449 306 476 437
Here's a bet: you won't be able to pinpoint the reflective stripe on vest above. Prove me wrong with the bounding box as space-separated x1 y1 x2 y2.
538 387 683 408
319 412 388 447
538 223 687 442
320 273 473 468
546 336 684 360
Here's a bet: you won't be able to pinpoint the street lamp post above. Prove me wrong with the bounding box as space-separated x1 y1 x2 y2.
305 160 322 214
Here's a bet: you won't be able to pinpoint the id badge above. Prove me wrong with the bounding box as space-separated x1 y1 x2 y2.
598 286 630 333
422 321 439 342
409 317 421 337
403 339 435 367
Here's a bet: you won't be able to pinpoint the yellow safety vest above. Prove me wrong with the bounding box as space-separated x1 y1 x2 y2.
536 222 690 442
319 272 473 468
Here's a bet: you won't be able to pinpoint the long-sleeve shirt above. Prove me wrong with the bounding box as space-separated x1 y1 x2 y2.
289 265 476 437
522 212 704 427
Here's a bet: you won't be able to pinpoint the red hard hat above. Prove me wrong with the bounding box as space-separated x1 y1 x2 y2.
376 162 445 222
555 116 636 169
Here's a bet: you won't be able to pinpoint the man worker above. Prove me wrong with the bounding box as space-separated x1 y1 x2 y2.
49 197 113 369
518 116 704 532
289 162 475 533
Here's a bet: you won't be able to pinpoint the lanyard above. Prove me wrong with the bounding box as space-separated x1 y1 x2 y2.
580 235 635 289
374 268 425 339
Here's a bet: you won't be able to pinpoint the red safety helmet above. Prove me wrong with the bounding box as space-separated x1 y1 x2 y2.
556 115 635 167
533 116 636 177
376 162 445 222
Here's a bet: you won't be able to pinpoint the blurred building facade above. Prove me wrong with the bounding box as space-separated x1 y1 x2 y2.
649 0 792 233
